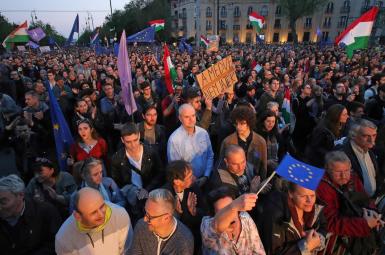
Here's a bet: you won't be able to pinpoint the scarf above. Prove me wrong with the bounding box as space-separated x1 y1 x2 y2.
76 204 112 233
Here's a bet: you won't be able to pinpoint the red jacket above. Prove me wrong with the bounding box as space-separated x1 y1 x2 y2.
70 138 108 162
316 174 371 238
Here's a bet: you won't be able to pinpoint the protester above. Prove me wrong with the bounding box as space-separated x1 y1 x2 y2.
129 188 194 255
0 174 62 255
56 187 133 255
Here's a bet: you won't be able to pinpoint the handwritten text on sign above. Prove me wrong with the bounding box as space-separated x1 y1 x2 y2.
196 56 238 99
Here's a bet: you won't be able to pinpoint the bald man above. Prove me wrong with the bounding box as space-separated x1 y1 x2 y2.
55 187 133 255
167 104 214 187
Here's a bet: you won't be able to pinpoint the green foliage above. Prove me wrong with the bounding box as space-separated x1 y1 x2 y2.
100 0 171 43
29 20 66 45
77 29 93 46
279 0 328 43
0 14 16 42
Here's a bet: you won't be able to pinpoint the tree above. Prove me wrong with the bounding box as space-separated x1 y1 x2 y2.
280 0 328 44
0 14 16 43
77 29 93 46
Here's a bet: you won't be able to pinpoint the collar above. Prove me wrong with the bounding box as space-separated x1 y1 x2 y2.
155 217 178 242
350 140 368 154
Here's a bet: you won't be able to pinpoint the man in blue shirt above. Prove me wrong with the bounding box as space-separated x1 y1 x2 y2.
167 104 214 187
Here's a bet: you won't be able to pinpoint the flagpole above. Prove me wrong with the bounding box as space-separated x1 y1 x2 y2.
255 171 276 196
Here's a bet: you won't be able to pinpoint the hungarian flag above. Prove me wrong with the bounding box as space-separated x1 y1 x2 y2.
163 44 177 94
200 35 210 48
148 19 165 32
282 86 291 124
249 12 265 33
335 6 379 58
2 21 29 49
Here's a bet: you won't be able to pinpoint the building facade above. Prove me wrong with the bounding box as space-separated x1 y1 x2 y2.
170 0 385 44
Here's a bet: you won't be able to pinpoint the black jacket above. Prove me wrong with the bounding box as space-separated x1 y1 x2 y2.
256 191 327 255
111 144 164 190
0 197 62 255
305 124 336 168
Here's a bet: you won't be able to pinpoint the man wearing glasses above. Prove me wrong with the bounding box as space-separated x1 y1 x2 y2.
130 189 194 255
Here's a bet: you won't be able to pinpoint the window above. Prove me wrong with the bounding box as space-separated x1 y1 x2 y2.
234 6 240 17
182 8 187 18
274 19 281 29
260 5 268 16
287 32 293 42
206 20 212 30
326 2 334 13
246 33 252 43
275 5 281 15
323 17 331 28
247 6 253 15
206 7 212 17
303 32 310 42
273 32 279 42
221 6 227 17
233 24 240 30
338 16 347 27
305 17 312 28
233 33 239 43
343 0 350 7
378 1 383 7
220 20 226 29
322 31 329 42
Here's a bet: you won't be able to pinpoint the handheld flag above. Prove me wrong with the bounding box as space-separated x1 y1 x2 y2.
275 154 325 190
282 86 291 124
26 40 39 49
148 19 165 32
163 44 177 94
66 14 79 46
249 12 265 33
90 27 100 45
335 6 379 58
200 35 210 48
126 26 155 43
2 21 29 49
118 30 137 115
179 38 192 54
28 27 46 42
47 86 74 171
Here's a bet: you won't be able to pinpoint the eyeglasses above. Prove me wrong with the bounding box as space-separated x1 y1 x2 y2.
143 209 168 222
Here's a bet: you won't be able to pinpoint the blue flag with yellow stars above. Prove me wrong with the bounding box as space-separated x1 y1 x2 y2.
276 154 325 190
47 85 74 171
126 26 155 43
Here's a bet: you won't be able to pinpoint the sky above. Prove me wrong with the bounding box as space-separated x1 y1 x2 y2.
1 0 129 36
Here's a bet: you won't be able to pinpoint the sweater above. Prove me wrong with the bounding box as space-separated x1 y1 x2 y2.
55 202 133 255
129 219 194 255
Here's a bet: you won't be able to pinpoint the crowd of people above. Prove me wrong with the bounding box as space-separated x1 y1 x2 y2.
0 42 385 255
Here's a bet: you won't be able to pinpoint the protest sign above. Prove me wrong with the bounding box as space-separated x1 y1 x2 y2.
196 56 237 99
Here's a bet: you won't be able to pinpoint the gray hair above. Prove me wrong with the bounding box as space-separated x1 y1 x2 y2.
349 119 377 139
0 174 25 194
224 144 245 159
178 103 195 116
324 151 351 172
82 158 102 177
148 188 175 213
266 101 279 110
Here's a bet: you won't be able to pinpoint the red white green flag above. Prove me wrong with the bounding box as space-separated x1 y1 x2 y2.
200 35 210 48
249 12 265 33
148 19 165 32
335 7 379 58
2 21 29 49
282 86 291 124
163 44 177 94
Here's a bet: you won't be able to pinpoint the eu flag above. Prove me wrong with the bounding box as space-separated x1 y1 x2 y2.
276 154 325 190
126 26 155 43
66 14 79 46
47 86 74 171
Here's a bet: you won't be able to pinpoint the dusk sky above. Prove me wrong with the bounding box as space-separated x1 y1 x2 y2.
2 0 129 36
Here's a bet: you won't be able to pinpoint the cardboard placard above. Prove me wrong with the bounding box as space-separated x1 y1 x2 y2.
196 56 237 99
